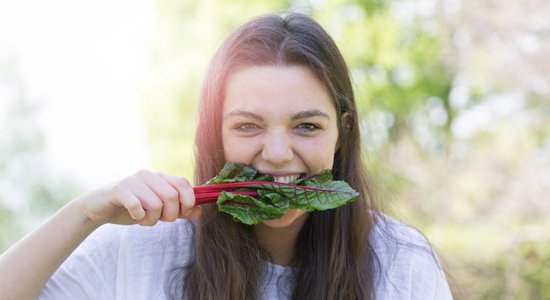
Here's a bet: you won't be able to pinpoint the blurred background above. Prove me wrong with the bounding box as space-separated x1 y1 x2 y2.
0 0 549 298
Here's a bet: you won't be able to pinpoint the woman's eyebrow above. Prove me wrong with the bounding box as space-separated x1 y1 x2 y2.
224 110 263 121
224 109 330 121
291 109 330 121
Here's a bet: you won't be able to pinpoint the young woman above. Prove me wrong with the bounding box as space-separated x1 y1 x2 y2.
0 13 453 299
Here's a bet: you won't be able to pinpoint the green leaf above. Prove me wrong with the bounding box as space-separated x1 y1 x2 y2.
207 162 273 184
210 162 359 225
217 192 288 224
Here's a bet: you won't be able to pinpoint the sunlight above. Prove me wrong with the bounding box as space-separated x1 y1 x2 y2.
0 0 156 187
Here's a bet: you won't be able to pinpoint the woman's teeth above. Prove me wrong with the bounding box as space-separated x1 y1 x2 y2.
274 174 300 183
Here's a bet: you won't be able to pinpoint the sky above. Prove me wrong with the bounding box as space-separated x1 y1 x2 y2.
0 0 156 188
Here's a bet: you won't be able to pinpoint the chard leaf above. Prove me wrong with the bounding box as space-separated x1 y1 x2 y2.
208 162 359 225
207 162 273 184
217 192 288 224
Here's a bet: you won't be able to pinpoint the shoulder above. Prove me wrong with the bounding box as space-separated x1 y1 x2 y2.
79 218 195 252
370 213 453 300
370 213 433 255
53 218 196 271
113 219 196 266
41 220 196 299
120 218 196 245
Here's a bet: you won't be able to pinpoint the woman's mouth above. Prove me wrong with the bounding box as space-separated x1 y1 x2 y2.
273 174 303 183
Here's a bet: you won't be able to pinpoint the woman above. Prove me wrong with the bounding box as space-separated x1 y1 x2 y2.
0 13 452 299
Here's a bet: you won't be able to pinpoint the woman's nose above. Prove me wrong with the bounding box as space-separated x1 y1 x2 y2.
261 129 294 165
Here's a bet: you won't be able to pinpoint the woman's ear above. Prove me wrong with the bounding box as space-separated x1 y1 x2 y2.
336 112 351 150
341 112 351 131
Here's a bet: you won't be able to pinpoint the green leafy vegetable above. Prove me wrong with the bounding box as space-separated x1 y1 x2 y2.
193 162 359 224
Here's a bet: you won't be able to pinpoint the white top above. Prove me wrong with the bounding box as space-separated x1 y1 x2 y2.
40 215 453 299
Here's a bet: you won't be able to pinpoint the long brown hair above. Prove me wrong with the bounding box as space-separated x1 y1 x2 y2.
187 12 379 299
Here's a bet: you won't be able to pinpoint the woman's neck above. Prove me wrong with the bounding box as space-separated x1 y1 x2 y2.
253 214 309 266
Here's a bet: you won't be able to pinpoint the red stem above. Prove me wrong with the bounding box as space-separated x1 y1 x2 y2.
193 187 258 205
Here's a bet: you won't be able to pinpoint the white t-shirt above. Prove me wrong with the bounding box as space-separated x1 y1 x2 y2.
40 215 453 299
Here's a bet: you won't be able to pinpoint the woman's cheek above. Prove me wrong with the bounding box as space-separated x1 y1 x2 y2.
224 137 259 163
301 138 336 167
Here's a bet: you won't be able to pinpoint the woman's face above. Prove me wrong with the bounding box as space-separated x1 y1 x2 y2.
222 65 340 229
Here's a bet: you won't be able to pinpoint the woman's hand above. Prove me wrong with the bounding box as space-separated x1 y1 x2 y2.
79 170 200 226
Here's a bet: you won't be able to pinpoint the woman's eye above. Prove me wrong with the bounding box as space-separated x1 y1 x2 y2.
296 123 321 133
235 123 260 132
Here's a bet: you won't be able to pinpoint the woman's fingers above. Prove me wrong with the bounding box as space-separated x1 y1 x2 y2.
157 173 196 217
130 170 198 224
134 170 180 223
103 170 196 226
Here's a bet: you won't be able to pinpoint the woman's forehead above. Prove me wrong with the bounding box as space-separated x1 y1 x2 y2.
223 65 336 116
